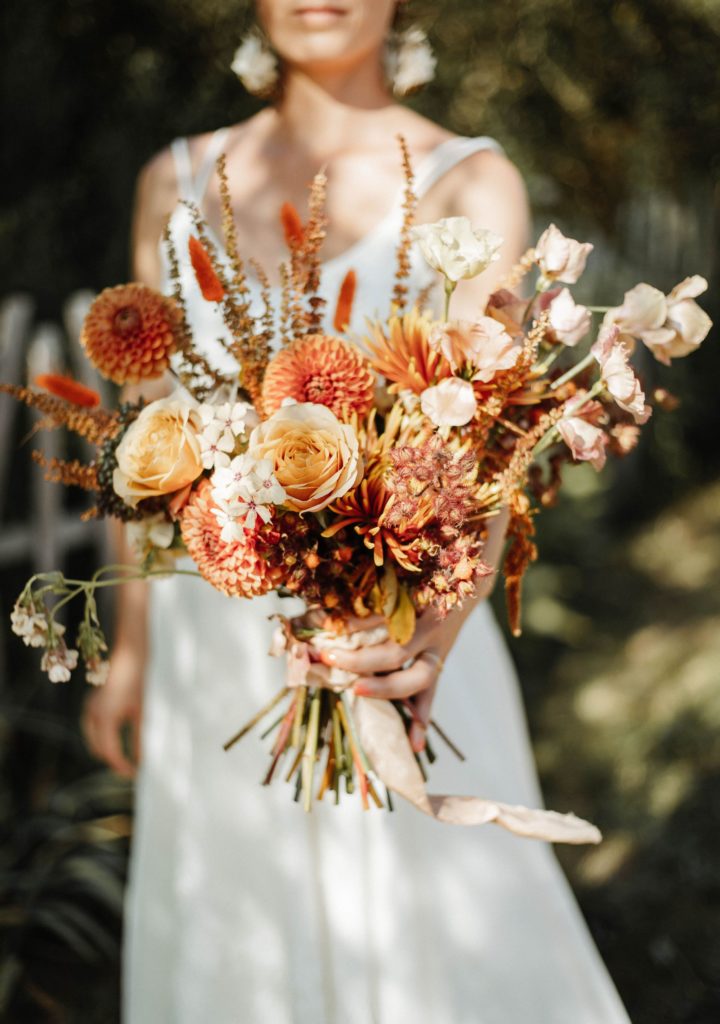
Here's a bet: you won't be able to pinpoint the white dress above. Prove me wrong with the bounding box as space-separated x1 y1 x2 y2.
123 130 631 1024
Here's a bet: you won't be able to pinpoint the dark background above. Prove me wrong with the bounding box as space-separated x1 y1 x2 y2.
1 1 719 1020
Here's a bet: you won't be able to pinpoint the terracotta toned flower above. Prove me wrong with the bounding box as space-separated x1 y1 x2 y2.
364 308 452 395
81 283 183 385
181 479 282 598
261 334 375 420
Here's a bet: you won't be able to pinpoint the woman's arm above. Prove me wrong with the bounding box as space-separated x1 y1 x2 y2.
81 150 177 776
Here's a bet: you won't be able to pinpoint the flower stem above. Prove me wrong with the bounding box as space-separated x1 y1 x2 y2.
550 350 595 390
443 279 456 321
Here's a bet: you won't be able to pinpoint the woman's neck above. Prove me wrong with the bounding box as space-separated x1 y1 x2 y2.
271 62 398 160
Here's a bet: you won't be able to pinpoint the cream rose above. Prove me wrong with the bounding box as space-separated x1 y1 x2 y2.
411 217 503 283
247 402 362 513
113 398 204 508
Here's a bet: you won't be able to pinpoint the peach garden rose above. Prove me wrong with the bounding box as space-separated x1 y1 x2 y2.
113 397 204 507
247 401 362 513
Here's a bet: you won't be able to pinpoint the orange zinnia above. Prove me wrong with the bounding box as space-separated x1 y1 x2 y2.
180 479 282 598
81 283 183 385
262 334 375 420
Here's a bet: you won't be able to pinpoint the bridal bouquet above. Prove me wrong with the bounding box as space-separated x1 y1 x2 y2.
5 142 711 841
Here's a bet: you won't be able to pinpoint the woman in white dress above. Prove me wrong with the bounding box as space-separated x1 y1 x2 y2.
83 2 632 1021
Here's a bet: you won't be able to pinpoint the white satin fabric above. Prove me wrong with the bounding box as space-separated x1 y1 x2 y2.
123 131 631 1023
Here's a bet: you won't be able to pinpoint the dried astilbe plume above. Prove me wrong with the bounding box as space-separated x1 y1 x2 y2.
262 334 375 420
0 383 118 445
364 308 452 394
498 247 538 292
391 134 417 314
181 479 284 598
31 451 98 491
81 284 184 385
503 490 537 637
302 170 328 333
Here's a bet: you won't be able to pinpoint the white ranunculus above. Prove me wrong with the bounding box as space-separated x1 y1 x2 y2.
420 377 477 427
411 217 503 283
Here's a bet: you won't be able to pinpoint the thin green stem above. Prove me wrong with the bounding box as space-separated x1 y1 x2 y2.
550 350 596 390
443 279 456 321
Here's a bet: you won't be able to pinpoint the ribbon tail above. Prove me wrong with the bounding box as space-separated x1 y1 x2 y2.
354 696 602 845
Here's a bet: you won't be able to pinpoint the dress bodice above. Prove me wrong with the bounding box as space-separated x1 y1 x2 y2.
159 128 503 374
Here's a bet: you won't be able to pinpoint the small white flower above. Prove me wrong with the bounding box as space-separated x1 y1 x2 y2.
387 27 437 96
535 224 593 285
230 31 278 95
420 377 477 428
41 643 79 684
10 603 64 648
199 421 236 471
86 658 111 687
411 218 503 283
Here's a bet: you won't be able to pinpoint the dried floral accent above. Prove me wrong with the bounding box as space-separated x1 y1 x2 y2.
333 269 357 332
503 491 537 637
81 283 183 385
365 308 452 395
188 236 225 302
162 221 228 397
31 451 98 491
391 135 417 314
35 373 100 408
181 478 283 597
0 383 118 444
302 170 328 333
280 202 305 249
249 258 275 386
262 334 375 420
497 247 538 292
278 262 292 347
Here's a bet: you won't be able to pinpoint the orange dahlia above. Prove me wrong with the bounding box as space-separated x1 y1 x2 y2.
180 479 282 598
364 308 452 395
81 283 183 385
261 334 375 420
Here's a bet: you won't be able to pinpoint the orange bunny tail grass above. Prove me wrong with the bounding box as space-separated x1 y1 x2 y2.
503 491 537 637
0 383 118 444
391 135 417 314
280 202 305 250
188 236 225 302
262 334 375 420
35 373 100 408
333 269 357 332
81 283 184 385
31 450 99 491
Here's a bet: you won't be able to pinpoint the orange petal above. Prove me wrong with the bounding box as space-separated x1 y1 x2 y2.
280 202 305 249
333 269 357 332
188 236 225 302
35 373 100 408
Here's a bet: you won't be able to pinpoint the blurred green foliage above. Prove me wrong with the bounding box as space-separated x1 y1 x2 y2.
1 1 719 1021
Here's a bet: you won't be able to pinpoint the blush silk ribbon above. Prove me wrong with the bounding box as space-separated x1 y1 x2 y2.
269 620 602 845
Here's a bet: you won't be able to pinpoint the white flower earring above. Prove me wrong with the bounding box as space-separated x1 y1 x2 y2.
384 26 436 98
231 29 279 97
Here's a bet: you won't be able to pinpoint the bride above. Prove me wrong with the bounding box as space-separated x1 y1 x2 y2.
83 2 632 1021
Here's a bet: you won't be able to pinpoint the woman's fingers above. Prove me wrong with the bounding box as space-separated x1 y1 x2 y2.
324 638 411 675
408 678 439 753
353 657 436 701
82 695 136 778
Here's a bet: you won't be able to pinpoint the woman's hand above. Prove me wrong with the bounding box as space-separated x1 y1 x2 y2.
319 607 469 754
81 646 145 778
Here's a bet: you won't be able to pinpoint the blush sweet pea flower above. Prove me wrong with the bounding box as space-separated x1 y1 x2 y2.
535 224 593 285
411 218 503 283
558 392 608 471
591 326 651 424
604 276 712 365
420 377 477 427
547 288 592 346
429 317 522 382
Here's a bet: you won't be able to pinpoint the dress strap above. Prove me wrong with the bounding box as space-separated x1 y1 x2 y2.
170 137 196 203
194 127 232 204
170 127 231 205
413 136 504 200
